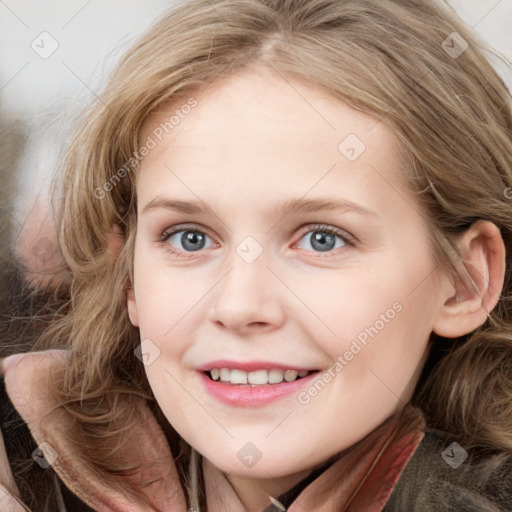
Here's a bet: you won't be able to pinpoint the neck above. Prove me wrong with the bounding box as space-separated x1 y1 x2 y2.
226 470 313 511
202 457 314 512
202 452 344 512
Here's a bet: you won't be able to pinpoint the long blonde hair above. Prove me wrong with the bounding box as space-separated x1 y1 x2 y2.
26 0 512 509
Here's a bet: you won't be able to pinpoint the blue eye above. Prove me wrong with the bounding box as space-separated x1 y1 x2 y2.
160 223 353 258
296 225 349 253
162 227 214 253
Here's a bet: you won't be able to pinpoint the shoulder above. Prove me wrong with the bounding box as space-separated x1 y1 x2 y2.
384 428 512 512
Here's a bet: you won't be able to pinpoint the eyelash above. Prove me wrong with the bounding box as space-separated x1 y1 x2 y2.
159 223 355 259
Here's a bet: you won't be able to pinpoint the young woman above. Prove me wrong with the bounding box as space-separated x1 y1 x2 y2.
1 0 511 510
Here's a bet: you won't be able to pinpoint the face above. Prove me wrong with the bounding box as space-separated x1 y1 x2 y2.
127 66 447 484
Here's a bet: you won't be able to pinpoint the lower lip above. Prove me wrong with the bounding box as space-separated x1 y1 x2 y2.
198 371 320 407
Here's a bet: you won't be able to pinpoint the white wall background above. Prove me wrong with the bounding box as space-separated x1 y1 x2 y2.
1 0 511 116
0 0 176 115
1 0 511 225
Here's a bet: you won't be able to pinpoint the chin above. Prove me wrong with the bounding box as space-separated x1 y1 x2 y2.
204 447 311 479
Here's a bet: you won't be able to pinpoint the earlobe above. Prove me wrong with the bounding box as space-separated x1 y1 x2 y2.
433 221 505 338
126 287 139 327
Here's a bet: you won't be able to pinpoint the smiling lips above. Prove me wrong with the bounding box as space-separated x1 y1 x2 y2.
199 370 320 407
196 360 320 406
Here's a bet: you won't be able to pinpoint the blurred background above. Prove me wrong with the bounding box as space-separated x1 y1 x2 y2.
0 0 176 295
0 0 178 353
0 0 511 321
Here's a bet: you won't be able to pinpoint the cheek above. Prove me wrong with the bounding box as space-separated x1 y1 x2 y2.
132 251 211 345
296 256 436 384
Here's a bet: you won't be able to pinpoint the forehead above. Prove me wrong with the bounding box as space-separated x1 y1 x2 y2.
136 66 411 216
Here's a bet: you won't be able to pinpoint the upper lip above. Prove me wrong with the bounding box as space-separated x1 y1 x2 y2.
196 360 318 372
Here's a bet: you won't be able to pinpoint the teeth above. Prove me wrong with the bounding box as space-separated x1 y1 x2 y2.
230 369 248 384
248 370 269 385
209 368 311 385
284 370 298 382
268 369 284 384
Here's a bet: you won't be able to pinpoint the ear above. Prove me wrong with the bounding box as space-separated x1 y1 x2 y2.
433 220 506 338
126 287 139 327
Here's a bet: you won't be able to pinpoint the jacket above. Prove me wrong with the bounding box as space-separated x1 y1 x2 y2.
1 350 511 511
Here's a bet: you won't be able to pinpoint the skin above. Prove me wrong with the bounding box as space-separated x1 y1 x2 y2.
127 65 505 511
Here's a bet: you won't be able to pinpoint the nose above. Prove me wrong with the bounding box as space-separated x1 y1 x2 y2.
208 248 286 335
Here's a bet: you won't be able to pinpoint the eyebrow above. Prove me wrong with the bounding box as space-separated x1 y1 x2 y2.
141 196 377 218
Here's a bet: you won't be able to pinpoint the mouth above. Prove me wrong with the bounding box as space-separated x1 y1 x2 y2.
198 365 322 407
205 368 319 386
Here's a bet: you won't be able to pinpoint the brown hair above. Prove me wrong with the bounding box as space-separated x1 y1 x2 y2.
22 0 512 509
